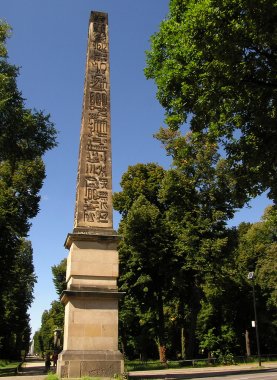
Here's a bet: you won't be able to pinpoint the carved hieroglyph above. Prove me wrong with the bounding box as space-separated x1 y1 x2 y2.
74 12 112 230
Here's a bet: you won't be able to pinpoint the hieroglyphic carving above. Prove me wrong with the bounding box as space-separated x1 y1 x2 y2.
80 361 120 377
61 364 69 378
74 12 113 229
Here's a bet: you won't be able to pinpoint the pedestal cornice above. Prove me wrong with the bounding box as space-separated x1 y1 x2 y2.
64 229 119 249
61 289 124 305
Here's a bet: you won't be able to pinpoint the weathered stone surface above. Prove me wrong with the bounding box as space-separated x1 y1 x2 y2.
56 11 124 378
74 11 113 230
58 350 124 378
66 239 119 283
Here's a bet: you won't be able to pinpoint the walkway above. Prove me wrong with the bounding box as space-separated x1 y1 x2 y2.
1 356 48 380
0 357 276 379
19 356 46 375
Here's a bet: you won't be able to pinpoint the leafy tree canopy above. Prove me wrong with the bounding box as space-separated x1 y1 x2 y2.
52 258 67 297
114 163 176 361
145 0 277 202
0 20 57 359
0 239 36 358
34 257 66 355
0 20 57 262
237 205 277 308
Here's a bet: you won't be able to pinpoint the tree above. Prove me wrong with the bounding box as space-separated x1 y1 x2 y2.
114 147 237 359
0 239 36 358
114 163 176 362
145 0 277 202
38 301 64 354
234 207 277 354
156 132 241 358
237 206 277 308
34 258 66 355
0 20 57 358
52 258 67 297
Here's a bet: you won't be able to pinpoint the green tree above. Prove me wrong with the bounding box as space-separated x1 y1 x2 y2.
114 163 176 362
154 129 242 358
38 301 64 354
115 135 241 359
0 21 57 357
34 258 66 355
33 330 45 355
145 0 277 202
236 206 277 353
0 20 57 269
1 239 36 358
52 258 67 297
237 206 277 308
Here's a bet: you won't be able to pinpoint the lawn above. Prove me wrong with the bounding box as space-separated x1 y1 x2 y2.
0 360 21 377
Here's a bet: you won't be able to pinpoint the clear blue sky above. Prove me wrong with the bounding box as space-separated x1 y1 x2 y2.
1 0 272 336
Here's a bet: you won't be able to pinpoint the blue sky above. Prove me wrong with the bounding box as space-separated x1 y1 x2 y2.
1 0 272 336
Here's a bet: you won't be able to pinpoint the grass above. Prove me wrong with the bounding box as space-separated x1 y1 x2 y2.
0 360 21 377
125 359 211 371
45 373 59 380
125 360 174 371
125 357 277 372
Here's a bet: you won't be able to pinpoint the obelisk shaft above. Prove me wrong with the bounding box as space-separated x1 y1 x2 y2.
74 12 113 230
57 12 123 378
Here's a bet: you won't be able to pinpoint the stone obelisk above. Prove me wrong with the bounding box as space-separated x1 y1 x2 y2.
57 11 124 378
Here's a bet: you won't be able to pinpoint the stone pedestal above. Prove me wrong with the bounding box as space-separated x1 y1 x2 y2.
58 350 124 378
57 233 124 378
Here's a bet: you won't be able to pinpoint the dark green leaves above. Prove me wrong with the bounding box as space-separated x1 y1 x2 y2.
145 0 277 201
0 21 57 359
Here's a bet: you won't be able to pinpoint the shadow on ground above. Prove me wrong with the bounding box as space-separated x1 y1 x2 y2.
0 368 18 377
129 367 277 379
17 357 47 376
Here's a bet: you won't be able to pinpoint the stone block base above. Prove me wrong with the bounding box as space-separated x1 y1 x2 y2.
57 350 124 378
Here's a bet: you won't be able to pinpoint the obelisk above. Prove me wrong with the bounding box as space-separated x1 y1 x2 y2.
57 12 124 378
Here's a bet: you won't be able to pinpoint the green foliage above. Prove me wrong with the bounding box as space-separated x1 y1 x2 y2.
0 239 36 358
143 2 277 358
217 352 236 365
115 163 174 361
115 155 241 360
0 21 57 359
51 258 67 297
145 0 277 202
0 21 11 58
157 129 243 356
237 206 277 308
199 328 219 353
35 301 64 354
235 209 277 354
45 373 59 380
34 257 66 355
116 162 276 359
0 360 21 377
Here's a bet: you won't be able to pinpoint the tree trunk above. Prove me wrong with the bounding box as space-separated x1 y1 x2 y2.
245 329 251 357
185 285 201 359
159 345 167 363
181 327 185 359
157 291 167 363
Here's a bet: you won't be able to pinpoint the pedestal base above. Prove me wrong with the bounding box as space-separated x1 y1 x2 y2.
57 350 124 378
58 231 124 378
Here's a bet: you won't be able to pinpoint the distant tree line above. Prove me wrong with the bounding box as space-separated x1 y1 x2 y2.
33 259 66 356
0 21 57 359
114 163 277 362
